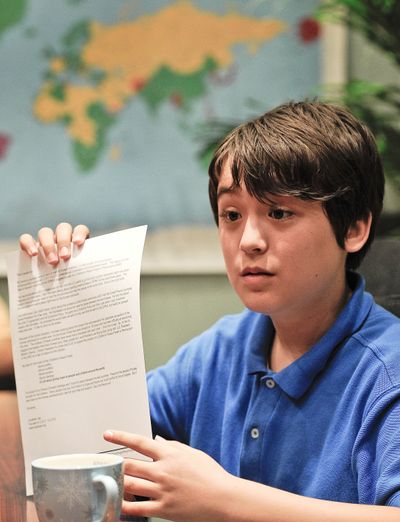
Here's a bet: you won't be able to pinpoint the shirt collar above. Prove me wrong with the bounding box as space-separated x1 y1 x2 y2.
247 272 373 399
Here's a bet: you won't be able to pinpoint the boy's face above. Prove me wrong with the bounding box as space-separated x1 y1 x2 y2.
217 162 349 320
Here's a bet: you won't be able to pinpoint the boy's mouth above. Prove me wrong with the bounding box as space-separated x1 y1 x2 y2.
241 267 274 277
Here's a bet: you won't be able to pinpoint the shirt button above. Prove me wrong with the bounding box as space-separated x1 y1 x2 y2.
265 378 276 389
250 427 260 439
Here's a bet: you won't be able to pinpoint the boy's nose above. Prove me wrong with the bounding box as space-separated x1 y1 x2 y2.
239 219 268 254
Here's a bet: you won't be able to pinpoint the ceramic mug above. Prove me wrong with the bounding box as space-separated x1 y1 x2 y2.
32 453 124 522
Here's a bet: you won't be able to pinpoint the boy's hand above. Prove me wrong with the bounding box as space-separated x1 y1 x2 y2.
19 223 90 265
103 430 232 522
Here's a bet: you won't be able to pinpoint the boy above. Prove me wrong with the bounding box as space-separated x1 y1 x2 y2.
20 102 400 521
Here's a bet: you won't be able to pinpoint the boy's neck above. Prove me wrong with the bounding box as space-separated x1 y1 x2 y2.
268 281 352 373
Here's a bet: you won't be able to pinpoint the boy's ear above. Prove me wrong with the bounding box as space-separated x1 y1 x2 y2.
344 213 372 253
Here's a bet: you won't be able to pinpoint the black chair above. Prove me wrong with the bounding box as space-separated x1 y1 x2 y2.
359 238 400 317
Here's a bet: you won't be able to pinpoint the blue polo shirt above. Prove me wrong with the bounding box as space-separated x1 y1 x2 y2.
147 273 400 506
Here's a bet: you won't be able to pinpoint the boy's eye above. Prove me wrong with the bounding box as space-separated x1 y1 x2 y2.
220 210 241 222
268 208 292 220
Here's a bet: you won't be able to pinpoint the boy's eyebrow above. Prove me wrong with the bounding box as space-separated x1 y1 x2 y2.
217 184 240 199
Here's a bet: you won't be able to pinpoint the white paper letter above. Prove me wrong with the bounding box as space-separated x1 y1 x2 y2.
6 226 152 495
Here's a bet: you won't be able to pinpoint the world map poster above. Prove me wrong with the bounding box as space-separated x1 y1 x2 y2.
0 0 321 238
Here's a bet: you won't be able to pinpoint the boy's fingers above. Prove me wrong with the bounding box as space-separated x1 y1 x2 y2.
55 222 73 260
72 224 90 246
122 499 158 518
124 475 157 499
19 234 39 256
38 227 59 265
104 430 161 460
19 223 89 265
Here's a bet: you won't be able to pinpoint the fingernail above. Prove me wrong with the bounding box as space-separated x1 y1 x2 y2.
104 430 114 438
155 435 165 441
29 246 38 256
47 252 58 264
59 246 69 258
72 235 84 246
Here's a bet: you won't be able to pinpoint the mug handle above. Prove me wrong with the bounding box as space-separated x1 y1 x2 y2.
93 474 120 522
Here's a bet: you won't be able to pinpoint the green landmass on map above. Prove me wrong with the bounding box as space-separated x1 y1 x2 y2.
73 102 116 171
139 57 218 112
0 0 28 38
43 20 91 81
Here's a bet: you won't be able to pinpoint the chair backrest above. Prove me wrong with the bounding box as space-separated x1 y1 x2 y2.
358 238 400 317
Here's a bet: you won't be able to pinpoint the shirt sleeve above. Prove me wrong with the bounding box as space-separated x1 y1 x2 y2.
353 386 400 506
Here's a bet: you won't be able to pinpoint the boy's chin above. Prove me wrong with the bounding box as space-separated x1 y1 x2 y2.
241 298 274 315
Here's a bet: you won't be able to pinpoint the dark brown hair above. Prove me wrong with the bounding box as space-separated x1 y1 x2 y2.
208 101 385 270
